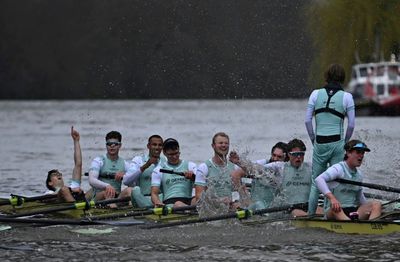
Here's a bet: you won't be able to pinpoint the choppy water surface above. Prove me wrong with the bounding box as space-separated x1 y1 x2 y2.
0 100 400 261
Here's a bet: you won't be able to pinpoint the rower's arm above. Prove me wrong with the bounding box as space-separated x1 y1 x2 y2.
88 157 109 190
151 186 162 207
344 93 355 142
194 163 208 202
151 168 163 206
71 126 82 185
305 90 318 144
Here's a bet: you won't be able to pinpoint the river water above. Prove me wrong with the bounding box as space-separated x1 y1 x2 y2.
0 99 400 261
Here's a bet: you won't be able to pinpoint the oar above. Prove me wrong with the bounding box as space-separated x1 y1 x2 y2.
0 194 58 206
0 216 144 226
160 169 195 180
3 197 131 218
84 172 115 179
335 178 400 194
87 205 197 221
145 203 307 229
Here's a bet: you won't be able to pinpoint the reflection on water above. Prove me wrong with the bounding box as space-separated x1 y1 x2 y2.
1 100 400 260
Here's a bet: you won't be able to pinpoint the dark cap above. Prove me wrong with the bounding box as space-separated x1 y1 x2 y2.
344 140 371 152
163 138 179 150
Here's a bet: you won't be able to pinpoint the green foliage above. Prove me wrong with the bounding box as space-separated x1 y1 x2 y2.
304 0 400 89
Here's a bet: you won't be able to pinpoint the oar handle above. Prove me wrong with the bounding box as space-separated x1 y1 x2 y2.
7 197 131 218
0 194 58 206
335 178 400 194
159 169 195 180
84 172 115 179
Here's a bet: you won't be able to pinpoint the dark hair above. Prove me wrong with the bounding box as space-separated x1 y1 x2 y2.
324 63 346 84
105 131 122 142
344 139 370 160
148 134 163 144
163 138 179 151
271 141 289 161
287 138 306 152
212 132 229 144
46 169 58 191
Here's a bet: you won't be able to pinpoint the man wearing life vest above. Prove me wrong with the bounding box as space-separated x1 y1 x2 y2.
305 64 355 215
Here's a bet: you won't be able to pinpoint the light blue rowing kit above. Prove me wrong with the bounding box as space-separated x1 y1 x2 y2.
89 154 128 195
152 160 196 204
315 161 367 213
305 83 355 214
253 161 311 210
123 155 166 207
195 159 236 199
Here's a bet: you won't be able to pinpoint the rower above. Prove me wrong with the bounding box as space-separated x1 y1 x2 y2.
151 138 196 208
230 141 289 210
45 126 91 202
315 140 382 220
305 63 356 215
122 135 166 208
232 138 322 217
194 132 241 210
88 131 130 201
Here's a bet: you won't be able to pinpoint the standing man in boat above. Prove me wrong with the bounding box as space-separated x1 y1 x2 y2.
122 135 166 208
151 138 196 207
194 132 240 209
45 126 90 202
305 63 356 215
315 140 381 220
88 131 130 200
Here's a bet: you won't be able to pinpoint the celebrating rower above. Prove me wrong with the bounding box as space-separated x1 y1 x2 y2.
151 138 196 207
194 132 240 209
230 141 289 210
123 135 166 208
45 126 91 202
315 140 382 220
88 131 130 201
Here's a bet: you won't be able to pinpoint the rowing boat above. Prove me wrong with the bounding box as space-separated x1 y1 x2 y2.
292 211 400 235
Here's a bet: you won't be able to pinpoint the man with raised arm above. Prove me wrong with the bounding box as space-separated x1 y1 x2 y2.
151 138 196 207
305 63 356 215
45 126 90 202
230 141 289 210
315 140 381 220
88 131 130 200
123 135 166 207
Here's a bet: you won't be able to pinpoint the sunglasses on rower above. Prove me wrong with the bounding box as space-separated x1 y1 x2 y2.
106 141 121 147
288 151 305 157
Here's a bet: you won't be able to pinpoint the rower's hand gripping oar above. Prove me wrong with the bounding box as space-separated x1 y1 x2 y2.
145 202 307 229
159 169 195 181
87 205 197 221
4 196 131 218
0 194 58 206
335 178 400 194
